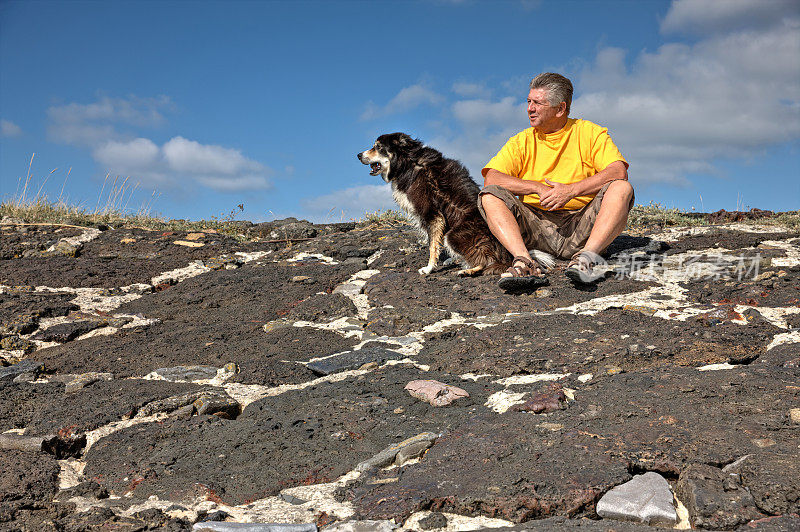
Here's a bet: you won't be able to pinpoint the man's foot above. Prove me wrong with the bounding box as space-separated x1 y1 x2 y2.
498 255 548 291
565 250 605 284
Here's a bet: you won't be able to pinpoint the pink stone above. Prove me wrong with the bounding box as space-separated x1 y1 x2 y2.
404 380 469 406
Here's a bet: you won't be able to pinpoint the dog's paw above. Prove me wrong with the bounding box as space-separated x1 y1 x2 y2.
418 265 434 275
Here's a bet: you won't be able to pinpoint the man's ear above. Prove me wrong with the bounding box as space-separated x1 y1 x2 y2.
556 101 567 117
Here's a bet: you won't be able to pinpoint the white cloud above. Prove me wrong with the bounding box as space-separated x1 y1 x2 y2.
48 95 272 193
163 137 264 176
427 96 528 177
301 183 394 222
452 81 491 98
92 136 271 192
47 95 172 146
417 0 800 188
361 84 444 120
1 119 22 138
572 3 800 184
661 0 798 35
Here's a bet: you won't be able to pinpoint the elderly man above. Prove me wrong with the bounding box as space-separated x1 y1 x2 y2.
479 72 634 290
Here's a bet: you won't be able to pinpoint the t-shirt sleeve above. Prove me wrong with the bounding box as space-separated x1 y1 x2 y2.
590 128 628 172
482 135 523 178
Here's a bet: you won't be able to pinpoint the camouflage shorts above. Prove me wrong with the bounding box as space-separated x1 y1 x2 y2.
477 181 634 259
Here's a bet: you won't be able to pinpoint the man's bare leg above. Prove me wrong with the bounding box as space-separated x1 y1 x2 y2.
481 193 530 258
581 180 634 255
481 194 547 278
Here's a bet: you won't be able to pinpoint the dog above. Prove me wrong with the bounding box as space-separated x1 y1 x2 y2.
358 132 553 277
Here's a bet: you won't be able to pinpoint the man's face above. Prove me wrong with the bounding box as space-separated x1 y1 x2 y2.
527 88 566 133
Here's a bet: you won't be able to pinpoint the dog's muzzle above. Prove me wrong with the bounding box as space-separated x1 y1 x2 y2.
357 152 383 176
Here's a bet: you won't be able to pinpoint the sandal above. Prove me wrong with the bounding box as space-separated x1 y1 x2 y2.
498 255 548 291
565 250 605 284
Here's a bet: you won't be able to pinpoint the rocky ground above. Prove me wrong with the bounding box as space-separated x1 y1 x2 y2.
0 215 798 531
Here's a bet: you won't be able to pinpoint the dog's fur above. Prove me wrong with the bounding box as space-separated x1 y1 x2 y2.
357 132 521 276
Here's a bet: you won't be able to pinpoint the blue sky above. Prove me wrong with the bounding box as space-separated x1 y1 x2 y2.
1 0 798 223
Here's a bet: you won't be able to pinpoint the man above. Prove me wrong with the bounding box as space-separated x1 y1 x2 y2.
478 72 634 290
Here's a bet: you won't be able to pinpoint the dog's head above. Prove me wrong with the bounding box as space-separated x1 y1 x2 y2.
357 133 421 183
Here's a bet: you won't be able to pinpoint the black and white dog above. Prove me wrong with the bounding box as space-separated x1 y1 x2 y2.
358 132 553 276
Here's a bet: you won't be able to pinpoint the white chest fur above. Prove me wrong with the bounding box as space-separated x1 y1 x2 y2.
392 187 421 223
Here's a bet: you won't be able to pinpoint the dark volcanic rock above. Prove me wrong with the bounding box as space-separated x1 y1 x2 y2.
0 449 64 527
676 463 763 529
417 308 779 377
664 229 798 256
363 268 653 318
0 224 83 260
0 290 78 335
365 305 450 336
0 360 43 382
31 317 109 342
287 293 358 322
84 365 498 505
343 413 630 523
739 448 800 515
0 449 60 502
0 378 211 436
682 268 800 308
307 347 402 376
708 208 774 224
0 227 276 288
34 260 362 381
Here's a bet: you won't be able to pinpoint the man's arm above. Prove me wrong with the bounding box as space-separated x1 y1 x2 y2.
539 160 628 211
483 168 550 196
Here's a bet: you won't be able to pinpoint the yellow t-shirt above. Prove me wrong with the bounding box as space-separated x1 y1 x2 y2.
482 118 627 211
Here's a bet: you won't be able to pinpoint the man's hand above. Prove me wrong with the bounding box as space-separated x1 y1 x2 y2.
539 179 576 210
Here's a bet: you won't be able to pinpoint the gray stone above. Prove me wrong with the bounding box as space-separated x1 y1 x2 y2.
355 432 438 473
31 319 107 342
64 372 114 393
333 283 363 298
0 432 85 458
596 471 677 526
0 359 43 381
153 365 220 382
394 439 434 466
193 523 317 532
43 240 82 257
279 493 308 505
306 348 399 376
138 390 236 417
323 520 394 532
0 433 47 452
193 393 241 418
418 513 447 530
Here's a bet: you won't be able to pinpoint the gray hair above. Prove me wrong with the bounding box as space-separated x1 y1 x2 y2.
530 73 573 115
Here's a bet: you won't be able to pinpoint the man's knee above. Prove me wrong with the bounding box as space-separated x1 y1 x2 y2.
606 179 634 201
478 185 511 218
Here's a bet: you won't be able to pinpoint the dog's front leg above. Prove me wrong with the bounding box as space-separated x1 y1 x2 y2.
419 215 445 275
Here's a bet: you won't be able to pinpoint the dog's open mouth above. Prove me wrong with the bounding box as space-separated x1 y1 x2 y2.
369 162 382 175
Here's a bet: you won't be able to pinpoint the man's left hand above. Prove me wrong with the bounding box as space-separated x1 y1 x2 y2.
539 179 576 210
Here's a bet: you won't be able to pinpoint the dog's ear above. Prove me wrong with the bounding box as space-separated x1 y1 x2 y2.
396 133 423 149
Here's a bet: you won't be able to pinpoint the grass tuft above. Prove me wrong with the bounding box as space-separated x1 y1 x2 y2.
357 209 412 228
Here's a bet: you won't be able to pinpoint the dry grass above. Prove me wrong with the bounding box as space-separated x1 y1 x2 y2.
3 159 797 235
357 209 412 228
1 160 250 236
626 202 707 230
